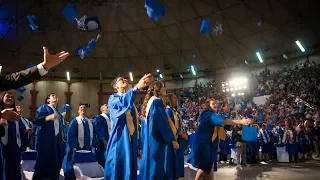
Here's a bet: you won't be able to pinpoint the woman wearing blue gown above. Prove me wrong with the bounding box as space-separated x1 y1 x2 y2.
187 98 252 180
0 92 27 180
139 81 179 180
165 93 189 179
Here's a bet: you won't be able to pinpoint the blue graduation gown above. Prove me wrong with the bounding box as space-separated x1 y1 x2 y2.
32 104 66 180
93 114 110 167
187 110 224 174
1 120 27 180
139 98 176 180
284 130 298 155
164 107 178 179
63 118 97 179
105 88 140 180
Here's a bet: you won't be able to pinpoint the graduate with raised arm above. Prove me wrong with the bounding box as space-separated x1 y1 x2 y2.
63 105 97 179
187 98 252 180
32 93 66 180
0 92 27 180
93 104 112 167
139 81 179 180
165 93 188 179
105 74 152 180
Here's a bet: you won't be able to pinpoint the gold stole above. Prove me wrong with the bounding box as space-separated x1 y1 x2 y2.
282 130 293 144
167 115 178 139
125 105 140 142
172 110 180 130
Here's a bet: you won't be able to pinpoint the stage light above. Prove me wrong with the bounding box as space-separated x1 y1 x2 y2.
226 83 228 86
129 72 133 81
157 69 160 72
66 71 70 81
222 89 225 92
256 52 263 63
226 89 229 92
231 94 235 97
295 40 305 52
230 88 234 91
222 84 225 87
243 85 247 89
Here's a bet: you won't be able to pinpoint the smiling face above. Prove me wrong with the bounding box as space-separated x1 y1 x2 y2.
3 93 14 107
78 105 87 116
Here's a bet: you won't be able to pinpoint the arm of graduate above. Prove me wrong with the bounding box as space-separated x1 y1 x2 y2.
0 64 48 91
154 99 176 142
33 105 56 126
93 117 108 147
108 88 139 119
67 120 79 151
210 113 252 127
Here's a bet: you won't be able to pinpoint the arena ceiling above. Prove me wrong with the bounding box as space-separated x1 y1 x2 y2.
0 0 319 80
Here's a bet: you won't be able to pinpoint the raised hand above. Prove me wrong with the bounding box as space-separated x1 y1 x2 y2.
42 47 70 70
241 118 252 126
136 73 153 90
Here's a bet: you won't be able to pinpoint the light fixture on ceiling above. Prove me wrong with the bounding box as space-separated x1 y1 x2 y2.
66 71 70 81
191 65 196 75
245 60 249 65
0 66 2 74
295 40 305 52
129 72 133 81
256 52 263 63
159 74 163 79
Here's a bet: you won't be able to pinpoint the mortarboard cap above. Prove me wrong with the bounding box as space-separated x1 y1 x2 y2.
84 16 102 32
128 65 132 70
27 15 38 32
200 18 211 36
50 68 56 72
145 0 165 22
62 4 79 24
75 47 86 59
16 86 26 94
117 72 121 76
17 96 24 102
61 104 72 111
27 63 34 68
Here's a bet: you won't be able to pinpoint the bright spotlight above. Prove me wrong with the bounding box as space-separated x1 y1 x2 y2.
222 89 225 92
230 88 234 91
256 52 263 63
295 40 305 52
157 69 160 72
231 94 235 97
226 89 229 92
243 85 247 89
222 84 225 87
226 83 228 86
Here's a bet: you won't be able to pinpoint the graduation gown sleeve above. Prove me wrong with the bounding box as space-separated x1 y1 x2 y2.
93 116 109 144
63 119 78 179
155 100 176 142
109 88 139 119
0 64 48 91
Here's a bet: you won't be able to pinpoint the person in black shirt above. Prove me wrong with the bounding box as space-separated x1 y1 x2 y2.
234 124 249 167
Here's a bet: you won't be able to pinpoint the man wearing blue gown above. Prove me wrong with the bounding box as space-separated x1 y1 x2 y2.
105 74 152 180
64 105 97 179
93 104 112 167
16 105 34 150
32 93 66 180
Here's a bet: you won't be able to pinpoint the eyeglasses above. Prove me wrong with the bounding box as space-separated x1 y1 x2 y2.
115 77 128 85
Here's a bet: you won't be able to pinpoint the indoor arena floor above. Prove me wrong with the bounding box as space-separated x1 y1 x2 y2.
182 159 320 180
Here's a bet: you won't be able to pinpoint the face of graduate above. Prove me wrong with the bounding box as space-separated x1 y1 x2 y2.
114 77 128 92
101 104 108 113
160 83 167 96
171 95 178 108
48 94 58 106
209 100 217 112
3 93 14 107
78 105 87 116
16 105 22 115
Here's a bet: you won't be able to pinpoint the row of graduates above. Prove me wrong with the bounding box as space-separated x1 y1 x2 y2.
0 73 252 180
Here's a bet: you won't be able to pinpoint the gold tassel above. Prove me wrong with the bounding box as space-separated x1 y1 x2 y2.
173 111 179 130
125 110 135 142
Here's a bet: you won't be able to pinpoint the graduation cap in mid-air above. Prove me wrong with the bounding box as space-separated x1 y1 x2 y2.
27 15 38 32
16 86 26 94
61 104 72 111
192 52 196 58
62 4 102 32
200 18 212 37
145 0 165 22
17 96 24 102
75 34 102 59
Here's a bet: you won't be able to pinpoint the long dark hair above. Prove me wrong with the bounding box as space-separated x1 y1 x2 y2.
204 98 215 111
141 81 164 117
166 93 177 109
0 91 16 111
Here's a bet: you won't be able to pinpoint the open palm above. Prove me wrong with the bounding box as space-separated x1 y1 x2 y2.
42 46 70 70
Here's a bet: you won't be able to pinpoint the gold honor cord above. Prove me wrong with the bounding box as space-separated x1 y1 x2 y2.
125 105 140 143
167 115 178 139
